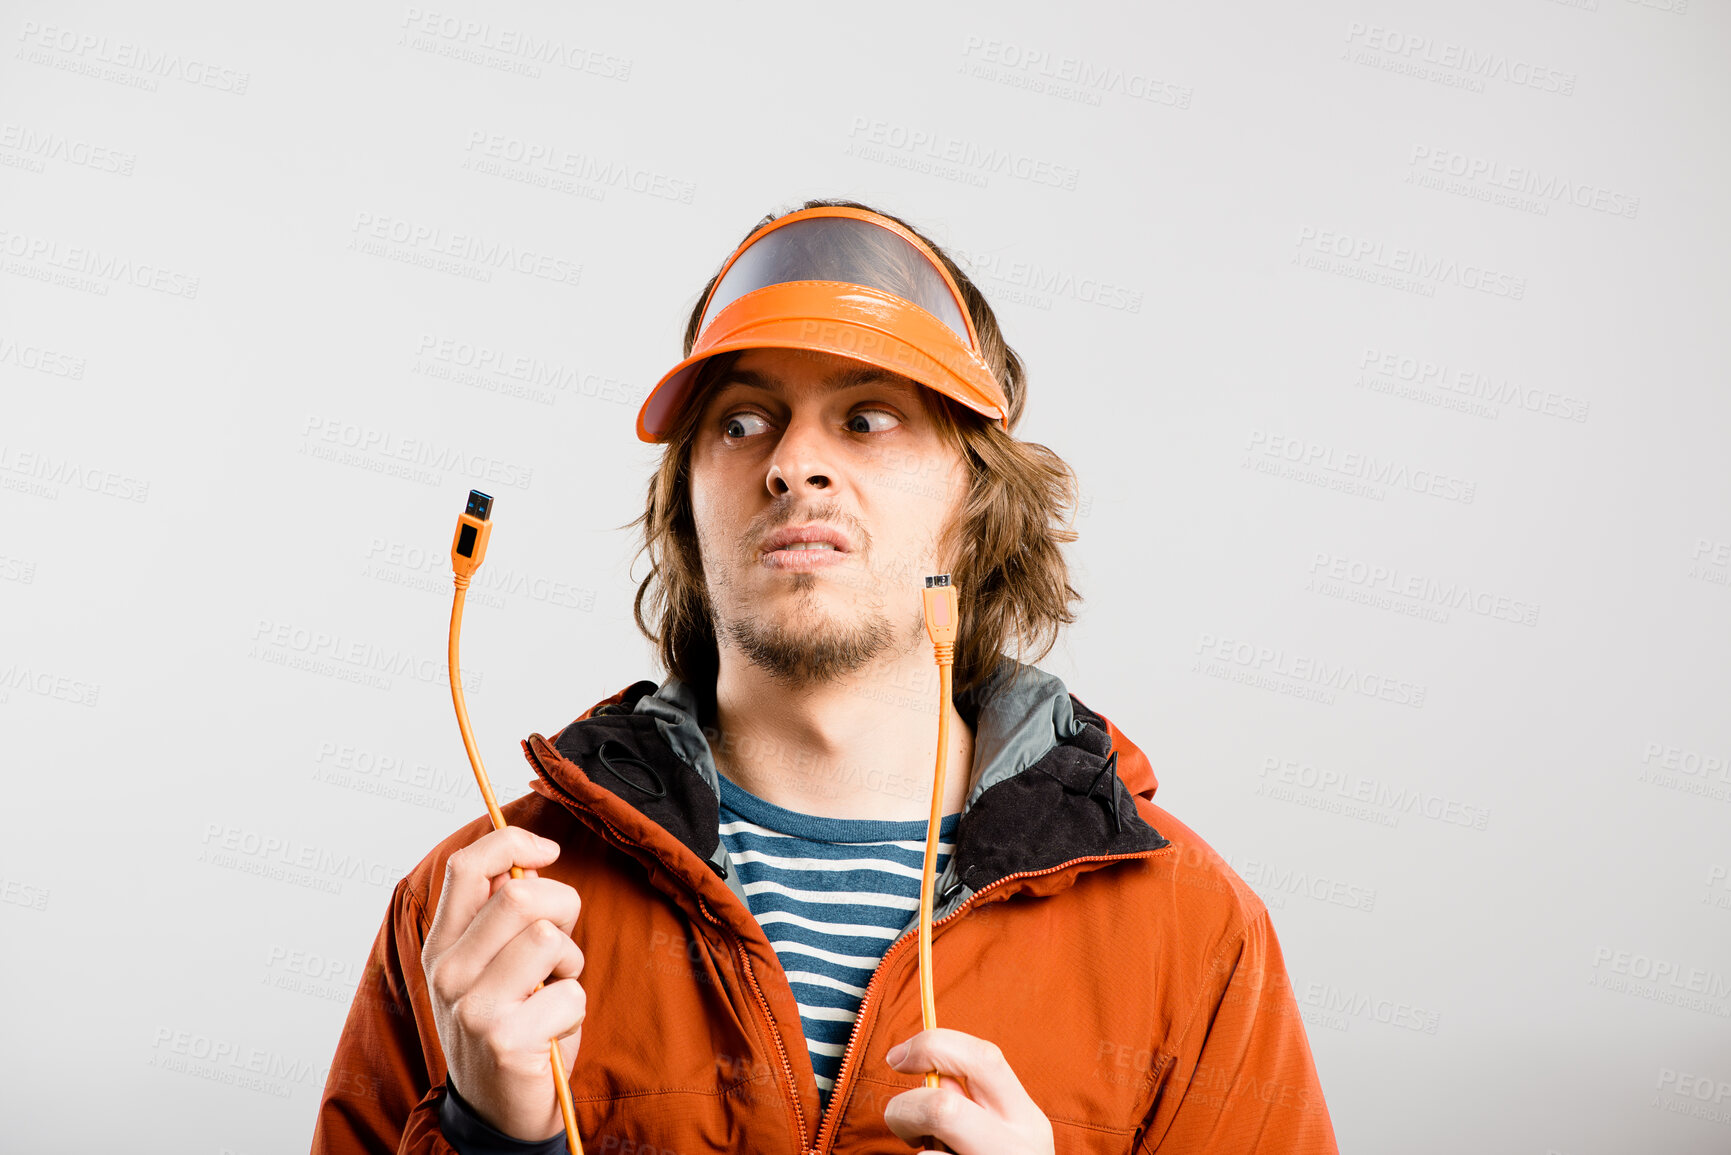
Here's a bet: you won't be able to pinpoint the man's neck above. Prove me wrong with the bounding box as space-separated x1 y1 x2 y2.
708 654 975 822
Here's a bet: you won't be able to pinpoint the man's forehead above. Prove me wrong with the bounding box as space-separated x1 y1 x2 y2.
708 356 924 402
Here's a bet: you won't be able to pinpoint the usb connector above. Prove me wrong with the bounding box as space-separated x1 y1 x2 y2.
921 573 958 656
450 489 494 581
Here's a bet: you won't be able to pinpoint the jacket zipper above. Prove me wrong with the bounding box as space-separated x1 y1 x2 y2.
696 896 811 1155
528 739 1169 1155
809 847 1170 1155
527 741 812 1154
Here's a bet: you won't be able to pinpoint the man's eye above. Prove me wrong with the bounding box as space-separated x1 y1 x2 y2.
722 412 769 438
848 409 901 434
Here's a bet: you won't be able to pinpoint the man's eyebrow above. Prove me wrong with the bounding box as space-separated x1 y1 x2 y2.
710 364 914 400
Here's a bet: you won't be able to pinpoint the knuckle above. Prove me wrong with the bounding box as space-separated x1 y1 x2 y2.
497 877 533 916
427 965 454 1006
452 994 487 1035
445 847 474 879
560 978 587 1020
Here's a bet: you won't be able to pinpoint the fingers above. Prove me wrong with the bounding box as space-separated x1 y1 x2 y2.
424 828 562 964
886 1028 1031 1119
465 919 585 1026
511 974 588 1070
448 922 584 1080
467 874 582 951
882 1083 994 1154
428 875 582 1006
489 865 536 898
882 1029 1053 1155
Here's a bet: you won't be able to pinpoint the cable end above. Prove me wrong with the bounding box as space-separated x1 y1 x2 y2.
452 490 495 579
921 573 958 651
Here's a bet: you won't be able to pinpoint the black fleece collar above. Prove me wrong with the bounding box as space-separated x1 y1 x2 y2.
540 665 1169 929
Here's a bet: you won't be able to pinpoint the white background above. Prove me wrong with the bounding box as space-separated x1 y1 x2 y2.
3 1 1728 1152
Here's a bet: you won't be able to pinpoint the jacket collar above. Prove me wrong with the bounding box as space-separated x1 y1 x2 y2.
521 659 1169 937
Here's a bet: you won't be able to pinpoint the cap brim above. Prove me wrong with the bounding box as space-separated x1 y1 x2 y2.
637 283 1007 443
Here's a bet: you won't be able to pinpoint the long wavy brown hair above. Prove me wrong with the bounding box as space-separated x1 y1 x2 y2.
622 198 1082 712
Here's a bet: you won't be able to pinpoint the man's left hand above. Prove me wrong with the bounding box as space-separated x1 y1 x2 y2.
882 1028 1055 1155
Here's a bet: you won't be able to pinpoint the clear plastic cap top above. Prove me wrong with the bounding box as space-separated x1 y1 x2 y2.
697 216 972 344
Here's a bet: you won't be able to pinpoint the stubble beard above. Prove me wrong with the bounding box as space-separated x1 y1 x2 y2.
720 565 901 688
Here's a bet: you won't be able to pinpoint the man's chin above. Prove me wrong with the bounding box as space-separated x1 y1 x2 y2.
722 613 895 687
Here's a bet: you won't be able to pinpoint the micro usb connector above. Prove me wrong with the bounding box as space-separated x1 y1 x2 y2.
921 573 958 652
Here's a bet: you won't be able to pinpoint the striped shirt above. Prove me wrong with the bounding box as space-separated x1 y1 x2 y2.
715 772 961 1112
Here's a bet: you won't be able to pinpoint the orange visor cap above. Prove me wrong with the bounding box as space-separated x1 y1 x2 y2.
636 206 1010 443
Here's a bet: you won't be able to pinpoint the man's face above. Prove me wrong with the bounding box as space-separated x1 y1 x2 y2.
687 346 969 689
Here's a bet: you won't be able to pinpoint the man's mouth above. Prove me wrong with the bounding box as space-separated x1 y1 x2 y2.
761 541 850 569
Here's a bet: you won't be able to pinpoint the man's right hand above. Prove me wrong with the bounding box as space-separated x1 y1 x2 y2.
422 826 585 1142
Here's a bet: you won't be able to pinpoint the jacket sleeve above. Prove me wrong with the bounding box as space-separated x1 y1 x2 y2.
310 876 465 1154
1138 906 1340 1154
439 1080 570 1155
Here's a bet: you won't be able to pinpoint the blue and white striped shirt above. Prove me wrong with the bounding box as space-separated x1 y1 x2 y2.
715 772 961 1111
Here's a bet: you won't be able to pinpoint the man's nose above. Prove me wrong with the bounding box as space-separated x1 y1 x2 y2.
766 414 837 494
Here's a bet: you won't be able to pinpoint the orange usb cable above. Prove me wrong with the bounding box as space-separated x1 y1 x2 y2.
917 574 960 1155
448 489 584 1155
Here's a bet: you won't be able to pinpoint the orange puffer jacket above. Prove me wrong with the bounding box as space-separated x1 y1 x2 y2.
311 662 1339 1153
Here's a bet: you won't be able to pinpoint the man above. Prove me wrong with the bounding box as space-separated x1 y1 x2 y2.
311 200 1340 1154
